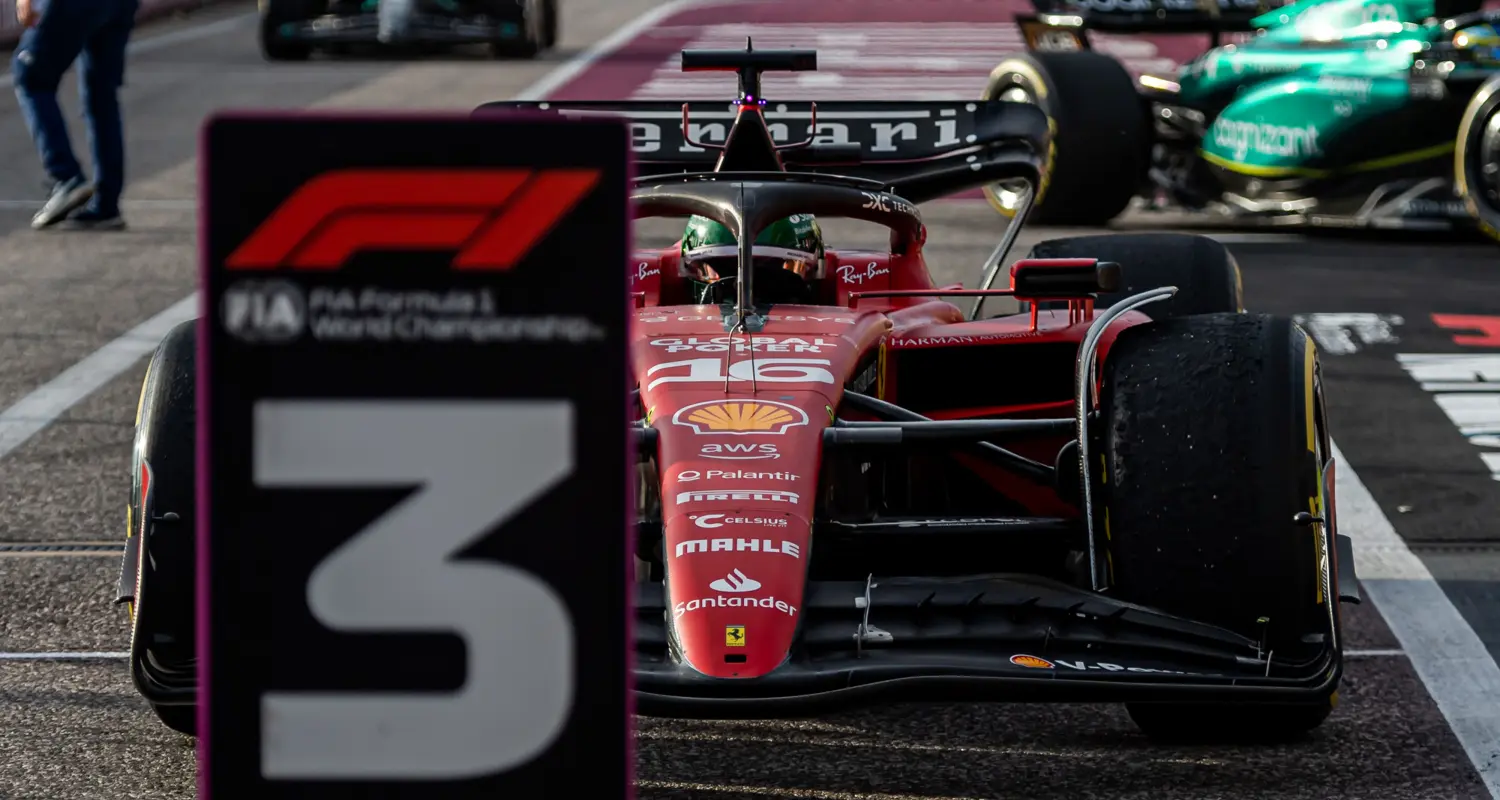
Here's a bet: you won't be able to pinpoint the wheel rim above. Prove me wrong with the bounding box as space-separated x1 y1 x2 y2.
1480 110 1500 211
988 80 1040 215
1459 79 1500 241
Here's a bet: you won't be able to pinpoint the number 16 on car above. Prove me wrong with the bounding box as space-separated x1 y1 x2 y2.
176 112 631 797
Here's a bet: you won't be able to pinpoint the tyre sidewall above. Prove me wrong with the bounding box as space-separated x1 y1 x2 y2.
129 320 198 656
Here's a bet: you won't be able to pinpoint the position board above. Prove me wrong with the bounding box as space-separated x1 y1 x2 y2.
199 112 631 797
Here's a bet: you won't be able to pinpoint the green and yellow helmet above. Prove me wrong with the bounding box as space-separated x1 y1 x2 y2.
681 214 825 304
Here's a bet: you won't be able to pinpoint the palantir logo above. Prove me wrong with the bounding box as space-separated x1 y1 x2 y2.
709 569 761 593
221 279 306 344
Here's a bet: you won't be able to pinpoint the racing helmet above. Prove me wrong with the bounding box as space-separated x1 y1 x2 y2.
681 214 825 305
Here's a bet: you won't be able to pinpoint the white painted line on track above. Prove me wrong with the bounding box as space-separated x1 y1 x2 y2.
0 651 128 660
1334 440 1500 799
0 11 257 90
1345 648 1408 658
0 294 197 460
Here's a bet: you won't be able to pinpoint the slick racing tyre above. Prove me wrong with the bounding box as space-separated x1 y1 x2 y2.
1099 313 1341 741
1022 232 1243 318
981 51 1149 226
490 0 545 58
542 0 558 47
1456 73 1500 244
126 319 199 737
258 0 324 61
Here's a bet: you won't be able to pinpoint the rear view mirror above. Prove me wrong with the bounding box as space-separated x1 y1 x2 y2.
1009 258 1121 298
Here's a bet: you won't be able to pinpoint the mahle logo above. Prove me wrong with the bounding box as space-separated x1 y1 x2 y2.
1211 117 1322 162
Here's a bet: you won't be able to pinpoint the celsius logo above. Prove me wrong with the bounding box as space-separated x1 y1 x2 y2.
221 280 306 343
1211 118 1322 162
691 514 789 529
709 569 761 593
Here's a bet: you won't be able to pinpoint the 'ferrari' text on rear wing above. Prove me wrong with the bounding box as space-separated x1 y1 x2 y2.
473 100 1050 189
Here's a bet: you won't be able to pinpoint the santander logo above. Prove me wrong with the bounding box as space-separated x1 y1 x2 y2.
709 569 761 593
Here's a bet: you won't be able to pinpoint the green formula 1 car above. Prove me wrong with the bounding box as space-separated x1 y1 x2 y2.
988 0 1500 241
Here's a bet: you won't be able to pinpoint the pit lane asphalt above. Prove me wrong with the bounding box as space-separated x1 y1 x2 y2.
1 2 1497 797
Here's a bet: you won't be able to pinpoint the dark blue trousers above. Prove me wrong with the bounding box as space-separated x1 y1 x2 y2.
12 0 140 216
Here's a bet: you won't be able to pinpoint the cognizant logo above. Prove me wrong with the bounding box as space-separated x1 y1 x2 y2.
1211 118 1322 162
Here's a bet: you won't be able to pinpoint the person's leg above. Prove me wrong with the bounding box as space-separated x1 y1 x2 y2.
67 0 139 229
377 0 413 42
11 11 93 229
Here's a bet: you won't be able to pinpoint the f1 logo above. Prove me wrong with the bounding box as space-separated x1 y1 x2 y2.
225 168 600 271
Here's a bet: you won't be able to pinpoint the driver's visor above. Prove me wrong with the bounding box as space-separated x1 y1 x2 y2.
683 244 819 280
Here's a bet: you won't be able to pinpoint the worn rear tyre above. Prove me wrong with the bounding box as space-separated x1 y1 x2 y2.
489 0 544 58
258 0 321 61
1099 313 1341 740
541 0 558 47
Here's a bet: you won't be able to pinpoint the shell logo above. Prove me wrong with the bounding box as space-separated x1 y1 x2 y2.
1010 654 1054 669
672 400 810 435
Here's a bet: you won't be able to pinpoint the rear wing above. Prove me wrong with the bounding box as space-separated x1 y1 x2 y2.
1021 0 1285 47
473 100 1049 203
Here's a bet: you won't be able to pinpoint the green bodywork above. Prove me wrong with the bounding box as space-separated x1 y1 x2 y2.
1178 0 1500 176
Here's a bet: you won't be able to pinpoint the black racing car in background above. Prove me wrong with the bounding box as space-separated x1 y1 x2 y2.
258 0 557 60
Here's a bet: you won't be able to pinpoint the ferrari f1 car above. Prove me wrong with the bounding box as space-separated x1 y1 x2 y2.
120 42 1359 740
257 0 556 61
992 0 1500 240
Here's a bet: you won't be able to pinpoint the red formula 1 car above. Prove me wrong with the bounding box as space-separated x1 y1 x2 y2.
122 43 1359 740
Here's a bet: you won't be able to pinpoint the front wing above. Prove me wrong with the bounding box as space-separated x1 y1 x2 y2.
634 572 1350 717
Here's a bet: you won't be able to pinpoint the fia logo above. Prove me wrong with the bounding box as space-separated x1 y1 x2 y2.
221 280 306 344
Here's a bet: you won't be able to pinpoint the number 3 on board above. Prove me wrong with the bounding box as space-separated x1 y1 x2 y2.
252 400 576 780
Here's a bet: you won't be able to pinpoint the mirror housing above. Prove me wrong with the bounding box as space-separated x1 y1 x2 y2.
1009 258 1121 299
